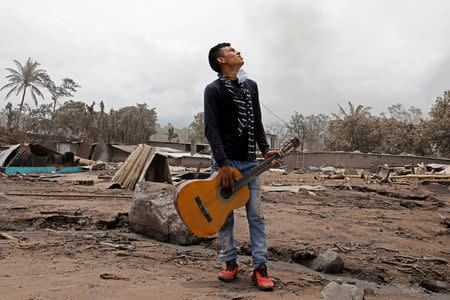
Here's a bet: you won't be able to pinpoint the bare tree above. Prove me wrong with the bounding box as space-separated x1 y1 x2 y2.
39 73 80 133
188 112 207 143
167 123 179 141
428 91 450 157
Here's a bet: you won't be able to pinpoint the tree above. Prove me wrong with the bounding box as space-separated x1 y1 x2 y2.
374 117 432 156
166 123 179 141
325 103 377 152
428 91 450 157
332 101 371 120
21 103 53 135
265 121 289 141
108 104 158 144
188 112 207 143
39 73 80 132
286 112 330 151
0 58 47 127
52 100 88 138
386 103 423 124
4 102 15 129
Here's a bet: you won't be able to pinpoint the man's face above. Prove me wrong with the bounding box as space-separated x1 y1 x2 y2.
218 46 244 68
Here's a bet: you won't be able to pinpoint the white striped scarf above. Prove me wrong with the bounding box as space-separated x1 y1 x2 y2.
218 74 255 160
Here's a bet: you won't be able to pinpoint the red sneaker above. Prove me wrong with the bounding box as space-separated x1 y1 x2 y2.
218 260 238 282
252 264 274 291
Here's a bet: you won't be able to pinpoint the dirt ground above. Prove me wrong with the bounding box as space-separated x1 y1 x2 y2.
0 168 449 299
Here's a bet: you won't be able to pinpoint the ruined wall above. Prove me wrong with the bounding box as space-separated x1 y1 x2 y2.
284 151 450 171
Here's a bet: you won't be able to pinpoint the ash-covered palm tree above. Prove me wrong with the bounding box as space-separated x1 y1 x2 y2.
332 101 371 120
0 58 47 126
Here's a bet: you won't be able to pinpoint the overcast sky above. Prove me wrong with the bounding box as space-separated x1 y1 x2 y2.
1 0 449 127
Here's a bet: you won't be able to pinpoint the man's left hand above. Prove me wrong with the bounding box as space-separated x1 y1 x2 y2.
264 150 282 168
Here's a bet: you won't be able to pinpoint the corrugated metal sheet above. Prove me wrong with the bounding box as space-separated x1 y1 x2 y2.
77 138 93 158
0 144 65 168
110 144 137 154
0 144 21 167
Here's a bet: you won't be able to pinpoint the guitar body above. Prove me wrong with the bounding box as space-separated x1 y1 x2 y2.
174 167 250 237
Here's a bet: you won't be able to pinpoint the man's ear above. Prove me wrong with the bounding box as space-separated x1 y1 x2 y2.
217 57 225 64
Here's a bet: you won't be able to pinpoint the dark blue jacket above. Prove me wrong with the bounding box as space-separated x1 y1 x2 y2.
204 78 270 167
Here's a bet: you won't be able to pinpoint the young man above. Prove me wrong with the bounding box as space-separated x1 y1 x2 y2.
204 42 280 291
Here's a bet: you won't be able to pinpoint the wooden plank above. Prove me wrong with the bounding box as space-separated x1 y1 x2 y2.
391 175 450 179
112 144 141 184
128 145 153 189
138 148 157 183
123 145 148 189
119 144 143 187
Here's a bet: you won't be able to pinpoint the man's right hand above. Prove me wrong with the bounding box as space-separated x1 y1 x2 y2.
217 165 235 190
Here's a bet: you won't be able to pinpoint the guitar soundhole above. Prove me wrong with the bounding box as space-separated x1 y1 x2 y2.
220 188 233 199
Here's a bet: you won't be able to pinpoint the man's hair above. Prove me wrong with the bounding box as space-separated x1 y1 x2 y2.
208 42 230 73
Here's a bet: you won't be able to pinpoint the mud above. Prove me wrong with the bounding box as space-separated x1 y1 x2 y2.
0 170 448 299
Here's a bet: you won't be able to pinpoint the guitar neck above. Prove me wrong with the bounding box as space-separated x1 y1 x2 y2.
234 154 279 191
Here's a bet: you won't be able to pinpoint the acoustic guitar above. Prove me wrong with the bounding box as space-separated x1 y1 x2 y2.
174 137 299 237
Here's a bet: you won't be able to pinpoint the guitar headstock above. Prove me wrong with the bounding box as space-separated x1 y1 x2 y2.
279 137 300 157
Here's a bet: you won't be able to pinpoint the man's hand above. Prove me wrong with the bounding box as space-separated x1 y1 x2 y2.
217 165 235 190
264 150 282 168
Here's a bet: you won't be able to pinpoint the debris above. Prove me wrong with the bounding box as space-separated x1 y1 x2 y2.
391 175 450 179
311 250 344 274
77 180 94 186
0 232 16 240
99 242 131 250
2 166 87 175
98 174 112 180
420 279 448 293
321 281 364 300
320 166 337 173
74 156 95 166
268 168 286 173
108 183 122 189
426 163 449 174
344 168 358 175
317 174 346 180
99 273 129 281
261 185 326 193
0 193 12 202
92 161 106 170
112 144 172 190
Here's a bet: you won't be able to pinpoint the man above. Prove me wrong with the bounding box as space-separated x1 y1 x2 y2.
204 42 280 291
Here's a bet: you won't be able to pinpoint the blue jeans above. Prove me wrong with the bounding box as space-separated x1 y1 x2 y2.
211 159 267 268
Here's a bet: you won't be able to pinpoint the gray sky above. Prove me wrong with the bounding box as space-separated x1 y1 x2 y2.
1 0 449 127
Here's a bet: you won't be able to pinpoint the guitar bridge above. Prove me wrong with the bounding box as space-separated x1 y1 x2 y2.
195 196 212 222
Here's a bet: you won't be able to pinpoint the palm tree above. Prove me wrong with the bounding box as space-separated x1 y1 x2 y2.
0 58 47 127
332 101 371 120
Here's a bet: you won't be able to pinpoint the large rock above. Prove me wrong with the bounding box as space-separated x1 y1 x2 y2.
321 281 364 300
129 182 201 245
311 250 344 274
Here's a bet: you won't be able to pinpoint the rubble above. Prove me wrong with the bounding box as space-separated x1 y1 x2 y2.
0 193 12 202
261 185 326 193
112 144 172 190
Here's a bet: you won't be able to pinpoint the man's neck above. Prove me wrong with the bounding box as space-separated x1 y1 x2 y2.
221 66 240 80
